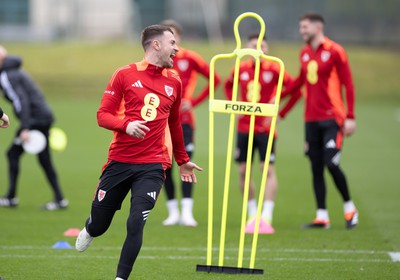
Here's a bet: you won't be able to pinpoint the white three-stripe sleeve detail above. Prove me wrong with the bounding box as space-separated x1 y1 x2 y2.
0 72 22 113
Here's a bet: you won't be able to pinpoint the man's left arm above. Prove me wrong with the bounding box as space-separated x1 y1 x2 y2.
336 47 356 136
168 84 189 165
169 79 202 182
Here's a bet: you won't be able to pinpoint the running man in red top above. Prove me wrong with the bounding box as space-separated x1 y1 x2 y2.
160 19 220 227
75 25 202 280
224 34 301 234
281 13 358 229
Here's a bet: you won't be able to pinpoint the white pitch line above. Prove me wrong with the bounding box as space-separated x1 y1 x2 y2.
389 252 400 262
1 245 398 263
0 254 393 263
0 245 391 255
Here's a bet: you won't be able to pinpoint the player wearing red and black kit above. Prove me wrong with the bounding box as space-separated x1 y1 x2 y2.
75 25 201 280
97 59 189 170
224 35 301 234
160 20 220 227
225 58 298 163
92 60 189 278
281 13 358 229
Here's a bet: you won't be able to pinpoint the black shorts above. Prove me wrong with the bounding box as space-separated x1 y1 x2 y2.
235 133 276 163
182 124 194 157
92 161 165 210
305 120 343 165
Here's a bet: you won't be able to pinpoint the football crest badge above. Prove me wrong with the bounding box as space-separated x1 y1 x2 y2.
240 71 250 81
165 85 174 96
302 53 310 62
262 71 273 83
98 190 106 202
321 51 331 62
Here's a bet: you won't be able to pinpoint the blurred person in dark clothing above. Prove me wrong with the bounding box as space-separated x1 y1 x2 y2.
0 46 68 210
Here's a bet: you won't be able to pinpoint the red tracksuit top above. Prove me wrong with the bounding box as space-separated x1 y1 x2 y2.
281 37 355 125
224 59 300 135
97 59 190 170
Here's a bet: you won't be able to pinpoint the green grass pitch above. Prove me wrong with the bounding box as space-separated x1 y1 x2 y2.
0 41 399 279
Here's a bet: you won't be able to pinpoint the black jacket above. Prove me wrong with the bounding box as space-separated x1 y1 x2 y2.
0 56 54 129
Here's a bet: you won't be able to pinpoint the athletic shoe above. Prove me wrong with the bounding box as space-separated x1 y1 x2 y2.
75 227 93 252
345 209 358 229
245 218 275 234
302 219 331 229
42 199 69 211
162 214 180 226
180 213 198 227
0 197 19 208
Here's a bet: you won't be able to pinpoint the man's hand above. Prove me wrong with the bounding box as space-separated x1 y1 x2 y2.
0 113 10 128
262 116 281 128
126 120 150 139
180 99 192 112
343 119 356 137
19 129 30 143
179 161 203 184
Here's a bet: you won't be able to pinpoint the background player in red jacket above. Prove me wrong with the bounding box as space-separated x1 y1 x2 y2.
224 34 301 234
160 19 220 227
281 13 358 229
75 25 202 280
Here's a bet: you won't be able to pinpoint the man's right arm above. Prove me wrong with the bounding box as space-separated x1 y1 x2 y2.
97 69 130 132
279 70 304 119
279 71 303 119
190 52 221 107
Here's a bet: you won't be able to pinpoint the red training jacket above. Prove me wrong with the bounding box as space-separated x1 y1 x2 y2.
224 59 301 135
97 59 190 170
281 37 355 125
